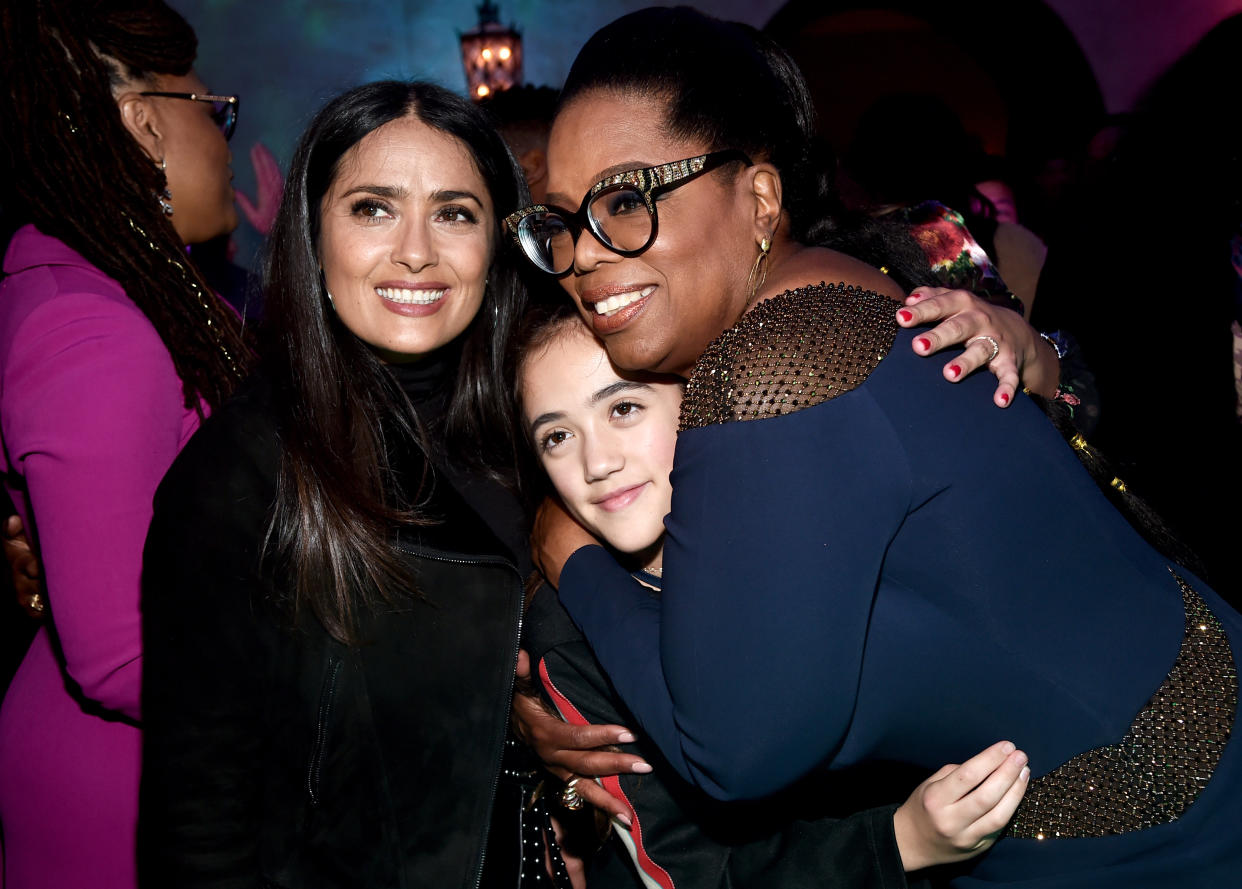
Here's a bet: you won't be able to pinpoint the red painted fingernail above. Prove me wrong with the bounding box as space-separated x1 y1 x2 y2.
916 337 931 351
1000 392 1010 404
898 309 913 322
949 364 962 379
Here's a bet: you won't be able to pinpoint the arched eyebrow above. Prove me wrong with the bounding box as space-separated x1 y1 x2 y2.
340 183 407 199
528 409 565 437
432 188 485 206
590 379 651 406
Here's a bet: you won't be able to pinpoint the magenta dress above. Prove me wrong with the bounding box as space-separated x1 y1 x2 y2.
0 225 204 889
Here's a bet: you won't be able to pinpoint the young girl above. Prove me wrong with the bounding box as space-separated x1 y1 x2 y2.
513 300 1029 888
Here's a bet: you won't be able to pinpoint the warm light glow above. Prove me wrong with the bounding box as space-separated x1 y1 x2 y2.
460 2 522 103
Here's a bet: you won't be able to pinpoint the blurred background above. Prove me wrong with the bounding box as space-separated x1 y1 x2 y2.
172 0 1242 269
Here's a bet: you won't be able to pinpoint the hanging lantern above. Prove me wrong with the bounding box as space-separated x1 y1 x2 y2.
459 1 523 101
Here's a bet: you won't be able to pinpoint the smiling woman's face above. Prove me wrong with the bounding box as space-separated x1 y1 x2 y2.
318 113 495 362
544 90 757 377
521 319 682 559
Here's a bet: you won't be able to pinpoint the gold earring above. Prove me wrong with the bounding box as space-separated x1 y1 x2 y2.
746 235 771 301
156 157 173 217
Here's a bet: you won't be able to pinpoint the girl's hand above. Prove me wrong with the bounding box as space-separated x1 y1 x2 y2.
898 288 1059 406
531 496 597 589
892 740 1030 872
512 651 649 825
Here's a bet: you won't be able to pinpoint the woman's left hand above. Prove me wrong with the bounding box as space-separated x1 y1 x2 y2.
896 287 1059 406
531 497 598 589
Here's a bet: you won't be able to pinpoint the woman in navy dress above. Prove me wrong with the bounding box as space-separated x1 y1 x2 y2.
515 8 1241 887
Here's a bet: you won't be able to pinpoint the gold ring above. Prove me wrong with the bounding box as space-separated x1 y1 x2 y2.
560 777 584 811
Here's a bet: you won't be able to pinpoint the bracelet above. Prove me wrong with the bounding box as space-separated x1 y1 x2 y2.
1040 330 1069 360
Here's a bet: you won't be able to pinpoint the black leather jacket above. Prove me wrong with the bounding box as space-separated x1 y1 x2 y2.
140 374 526 889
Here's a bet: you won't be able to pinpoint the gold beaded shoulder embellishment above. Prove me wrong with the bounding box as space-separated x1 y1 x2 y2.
679 283 898 431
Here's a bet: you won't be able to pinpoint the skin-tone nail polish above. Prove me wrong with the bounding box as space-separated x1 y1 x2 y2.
632 762 653 774
916 337 931 351
898 309 912 323
949 364 962 379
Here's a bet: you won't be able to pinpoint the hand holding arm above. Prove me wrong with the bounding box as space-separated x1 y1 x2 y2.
898 287 1059 405
892 740 1030 872
512 650 648 823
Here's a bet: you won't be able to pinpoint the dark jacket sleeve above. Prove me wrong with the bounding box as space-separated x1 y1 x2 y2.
139 395 281 889
527 587 922 889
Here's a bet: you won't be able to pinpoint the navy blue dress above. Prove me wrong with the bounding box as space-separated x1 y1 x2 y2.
558 284 1241 888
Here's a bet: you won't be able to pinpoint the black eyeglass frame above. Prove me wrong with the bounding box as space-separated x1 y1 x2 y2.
138 92 240 141
505 148 752 275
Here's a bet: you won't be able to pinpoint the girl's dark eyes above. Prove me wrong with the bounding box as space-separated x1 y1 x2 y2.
611 401 643 419
538 429 571 452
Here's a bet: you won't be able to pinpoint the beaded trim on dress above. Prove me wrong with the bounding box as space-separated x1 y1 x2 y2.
679 283 898 431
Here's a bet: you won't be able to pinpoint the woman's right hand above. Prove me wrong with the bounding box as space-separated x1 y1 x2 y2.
531 497 598 589
892 740 1030 872
512 651 649 825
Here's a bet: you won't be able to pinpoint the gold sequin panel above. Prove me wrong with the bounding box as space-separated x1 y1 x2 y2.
1006 570 1237 839
679 283 898 431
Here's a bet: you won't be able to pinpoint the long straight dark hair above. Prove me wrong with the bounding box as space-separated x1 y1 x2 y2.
261 80 530 643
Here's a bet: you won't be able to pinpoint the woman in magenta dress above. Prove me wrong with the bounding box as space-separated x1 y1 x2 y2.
0 2 249 886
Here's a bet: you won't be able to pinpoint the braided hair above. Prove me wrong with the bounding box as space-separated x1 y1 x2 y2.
0 0 251 410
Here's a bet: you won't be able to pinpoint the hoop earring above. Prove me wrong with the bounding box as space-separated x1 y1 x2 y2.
156 157 173 217
746 235 771 302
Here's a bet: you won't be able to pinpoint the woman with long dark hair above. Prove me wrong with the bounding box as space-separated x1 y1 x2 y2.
0 1 249 885
521 8 1242 887
139 80 541 888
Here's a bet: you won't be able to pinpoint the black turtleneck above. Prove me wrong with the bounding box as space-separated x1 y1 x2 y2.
385 344 531 576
